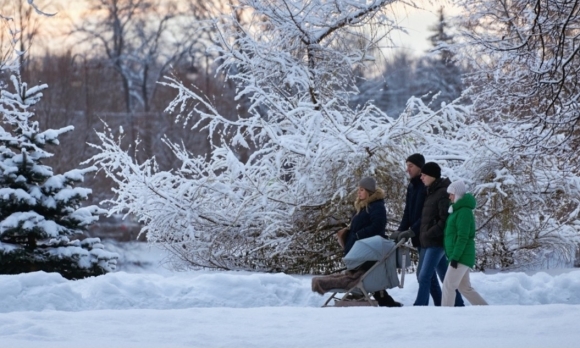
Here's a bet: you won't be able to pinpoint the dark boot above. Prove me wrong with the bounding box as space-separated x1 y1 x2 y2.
374 290 403 307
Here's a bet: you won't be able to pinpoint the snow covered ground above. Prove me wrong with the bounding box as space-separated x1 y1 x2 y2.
1 242 580 348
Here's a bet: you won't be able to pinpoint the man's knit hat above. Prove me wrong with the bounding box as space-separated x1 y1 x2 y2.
359 176 376 193
447 180 467 202
421 162 441 179
406 153 425 169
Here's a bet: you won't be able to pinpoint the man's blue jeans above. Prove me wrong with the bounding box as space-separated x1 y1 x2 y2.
414 247 464 306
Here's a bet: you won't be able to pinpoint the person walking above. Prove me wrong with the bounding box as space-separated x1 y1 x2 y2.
392 153 425 248
391 154 462 306
412 162 464 306
441 180 488 306
337 176 402 307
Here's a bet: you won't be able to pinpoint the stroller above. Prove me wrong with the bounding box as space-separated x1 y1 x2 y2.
312 235 412 307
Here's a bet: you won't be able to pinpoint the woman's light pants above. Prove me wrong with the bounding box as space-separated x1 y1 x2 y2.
442 263 488 307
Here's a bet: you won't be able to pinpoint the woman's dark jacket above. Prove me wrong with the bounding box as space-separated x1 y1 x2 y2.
344 189 387 255
398 176 426 247
419 178 451 248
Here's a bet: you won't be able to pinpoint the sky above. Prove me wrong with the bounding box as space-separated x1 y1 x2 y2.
1 242 580 348
385 1 461 55
12 0 457 58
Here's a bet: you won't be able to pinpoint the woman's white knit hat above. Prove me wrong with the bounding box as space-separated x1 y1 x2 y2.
447 180 467 202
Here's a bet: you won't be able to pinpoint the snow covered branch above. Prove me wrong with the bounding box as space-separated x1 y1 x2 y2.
88 0 580 272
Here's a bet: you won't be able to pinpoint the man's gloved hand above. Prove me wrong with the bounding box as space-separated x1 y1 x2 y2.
397 229 415 242
389 231 400 241
450 260 458 269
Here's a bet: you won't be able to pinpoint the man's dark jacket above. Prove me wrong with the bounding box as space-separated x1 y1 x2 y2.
398 176 426 247
419 178 451 248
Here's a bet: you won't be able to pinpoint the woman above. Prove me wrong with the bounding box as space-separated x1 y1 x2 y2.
413 162 464 306
441 180 488 306
336 176 402 307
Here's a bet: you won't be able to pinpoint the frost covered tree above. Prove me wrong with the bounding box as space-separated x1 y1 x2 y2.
450 0 580 268
0 74 118 279
88 0 580 272
87 0 483 273
425 118 580 270
456 0 580 160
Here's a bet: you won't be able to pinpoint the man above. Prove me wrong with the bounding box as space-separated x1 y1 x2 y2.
391 154 446 305
393 153 425 248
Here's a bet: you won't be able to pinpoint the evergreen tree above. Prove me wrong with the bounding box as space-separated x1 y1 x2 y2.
413 7 464 107
0 74 117 279
351 50 416 118
427 7 455 65
382 51 415 117
353 9 464 119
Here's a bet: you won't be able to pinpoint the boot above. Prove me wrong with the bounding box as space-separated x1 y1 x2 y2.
374 290 403 307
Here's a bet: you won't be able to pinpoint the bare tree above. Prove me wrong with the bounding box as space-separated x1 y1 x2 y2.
75 0 194 114
0 0 45 76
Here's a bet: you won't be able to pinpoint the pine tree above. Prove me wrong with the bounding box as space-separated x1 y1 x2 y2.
0 74 118 279
413 7 464 107
427 7 455 66
351 50 416 118
383 51 416 117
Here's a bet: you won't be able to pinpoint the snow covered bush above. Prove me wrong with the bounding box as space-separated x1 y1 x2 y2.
423 118 580 270
87 0 427 272
88 0 580 273
0 74 118 279
455 0 580 163
449 0 580 268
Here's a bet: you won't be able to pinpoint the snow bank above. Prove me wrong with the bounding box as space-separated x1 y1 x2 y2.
1 260 580 348
1 266 580 313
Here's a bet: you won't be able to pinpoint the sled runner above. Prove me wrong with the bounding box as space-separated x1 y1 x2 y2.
312 236 412 307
